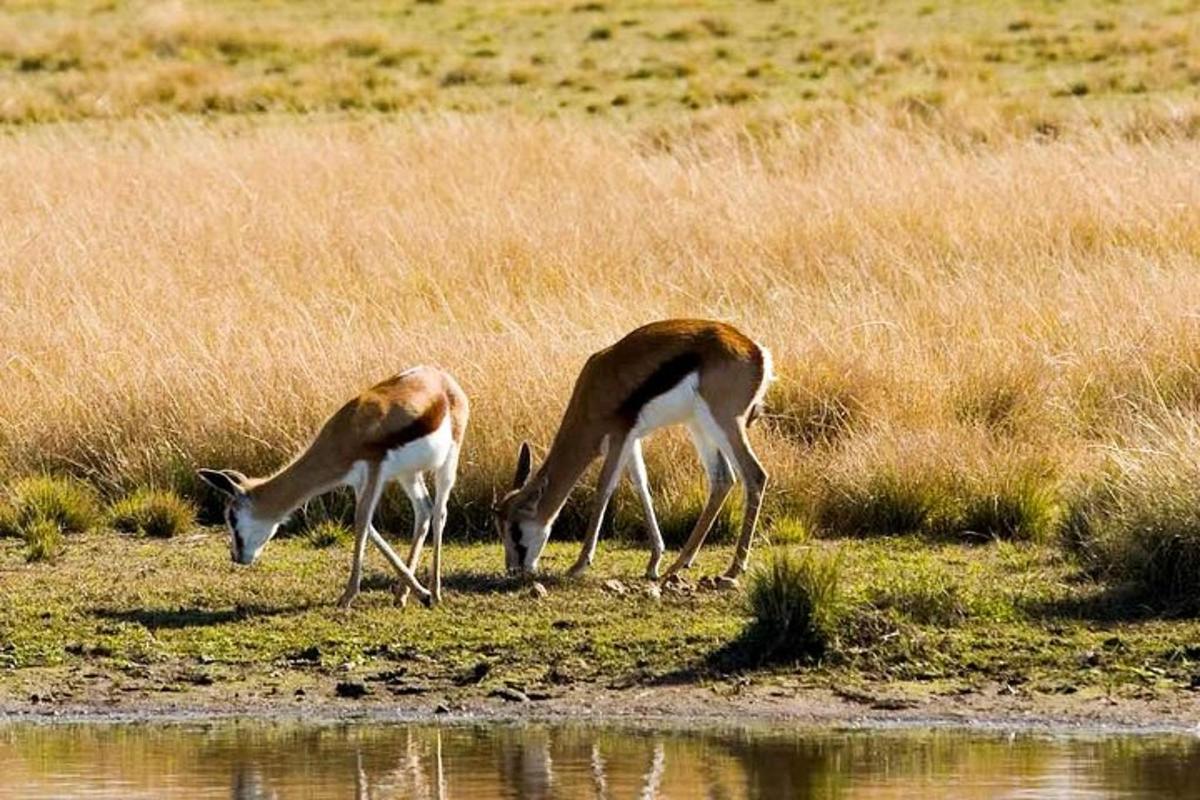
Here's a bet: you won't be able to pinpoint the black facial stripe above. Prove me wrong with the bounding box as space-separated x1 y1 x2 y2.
227 509 242 551
616 351 703 425
510 521 527 566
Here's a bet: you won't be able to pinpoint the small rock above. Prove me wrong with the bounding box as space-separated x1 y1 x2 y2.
529 581 548 599
1078 650 1102 668
489 686 531 703
602 579 628 595
643 584 662 601
434 702 451 714
334 681 369 699
1189 674 1200 691
294 688 306 697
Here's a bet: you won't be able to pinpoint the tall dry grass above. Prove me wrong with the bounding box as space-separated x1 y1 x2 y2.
3 112 1200 543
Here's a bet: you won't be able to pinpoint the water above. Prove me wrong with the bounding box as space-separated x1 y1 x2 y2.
0 720 1196 799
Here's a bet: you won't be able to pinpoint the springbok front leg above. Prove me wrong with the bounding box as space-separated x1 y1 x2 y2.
393 473 434 607
626 439 665 579
340 466 431 609
568 434 630 578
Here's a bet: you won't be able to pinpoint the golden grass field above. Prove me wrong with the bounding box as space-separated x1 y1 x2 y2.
2 108 1200 552
1 0 1199 560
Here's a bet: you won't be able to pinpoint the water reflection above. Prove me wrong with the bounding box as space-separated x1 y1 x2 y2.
0 721 1197 799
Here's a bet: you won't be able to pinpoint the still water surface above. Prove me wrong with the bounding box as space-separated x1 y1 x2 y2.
0 720 1196 799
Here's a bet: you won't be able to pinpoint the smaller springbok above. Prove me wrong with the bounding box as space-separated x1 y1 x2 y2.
198 366 468 609
496 319 772 586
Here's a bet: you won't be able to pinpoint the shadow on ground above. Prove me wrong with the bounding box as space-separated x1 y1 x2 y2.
93 603 312 630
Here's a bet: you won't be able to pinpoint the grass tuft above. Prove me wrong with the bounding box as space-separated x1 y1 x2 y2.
108 489 196 538
1062 423 1200 607
0 476 100 537
740 547 842 664
306 520 353 549
23 518 63 563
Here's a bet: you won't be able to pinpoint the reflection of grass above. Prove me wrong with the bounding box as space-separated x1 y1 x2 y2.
2 532 1199 705
1 0 1198 123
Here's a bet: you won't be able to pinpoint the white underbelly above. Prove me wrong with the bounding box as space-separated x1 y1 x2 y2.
344 416 454 487
633 371 700 435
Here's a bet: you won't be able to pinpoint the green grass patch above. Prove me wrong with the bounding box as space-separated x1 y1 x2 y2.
108 489 196 538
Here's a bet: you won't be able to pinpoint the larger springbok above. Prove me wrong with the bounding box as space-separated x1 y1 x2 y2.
198 366 468 609
496 319 772 586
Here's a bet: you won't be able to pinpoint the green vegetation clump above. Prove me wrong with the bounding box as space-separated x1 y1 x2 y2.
108 489 196 538
815 458 1059 543
0 476 100 538
1063 439 1200 608
306 520 352 548
741 547 842 664
23 518 63 563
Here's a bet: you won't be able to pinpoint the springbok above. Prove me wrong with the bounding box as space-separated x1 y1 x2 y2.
496 319 772 586
198 366 468 609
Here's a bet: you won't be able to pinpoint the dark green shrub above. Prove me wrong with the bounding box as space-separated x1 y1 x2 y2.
742 547 842 664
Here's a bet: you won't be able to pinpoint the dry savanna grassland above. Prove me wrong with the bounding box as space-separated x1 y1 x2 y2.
3 0 1200 718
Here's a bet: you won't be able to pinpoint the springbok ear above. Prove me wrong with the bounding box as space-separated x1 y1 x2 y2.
512 442 533 489
198 468 244 498
220 469 249 487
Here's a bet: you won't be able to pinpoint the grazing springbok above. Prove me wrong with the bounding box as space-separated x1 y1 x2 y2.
198 366 468 609
496 319 772 586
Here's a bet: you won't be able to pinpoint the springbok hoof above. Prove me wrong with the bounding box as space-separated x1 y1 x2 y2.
418 591 435 609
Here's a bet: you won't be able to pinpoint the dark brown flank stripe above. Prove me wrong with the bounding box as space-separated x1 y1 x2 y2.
615 351 703 426
365 397 447 457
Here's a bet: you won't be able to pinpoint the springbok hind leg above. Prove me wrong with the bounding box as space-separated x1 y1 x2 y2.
717 418 768 586
661 424 734 579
